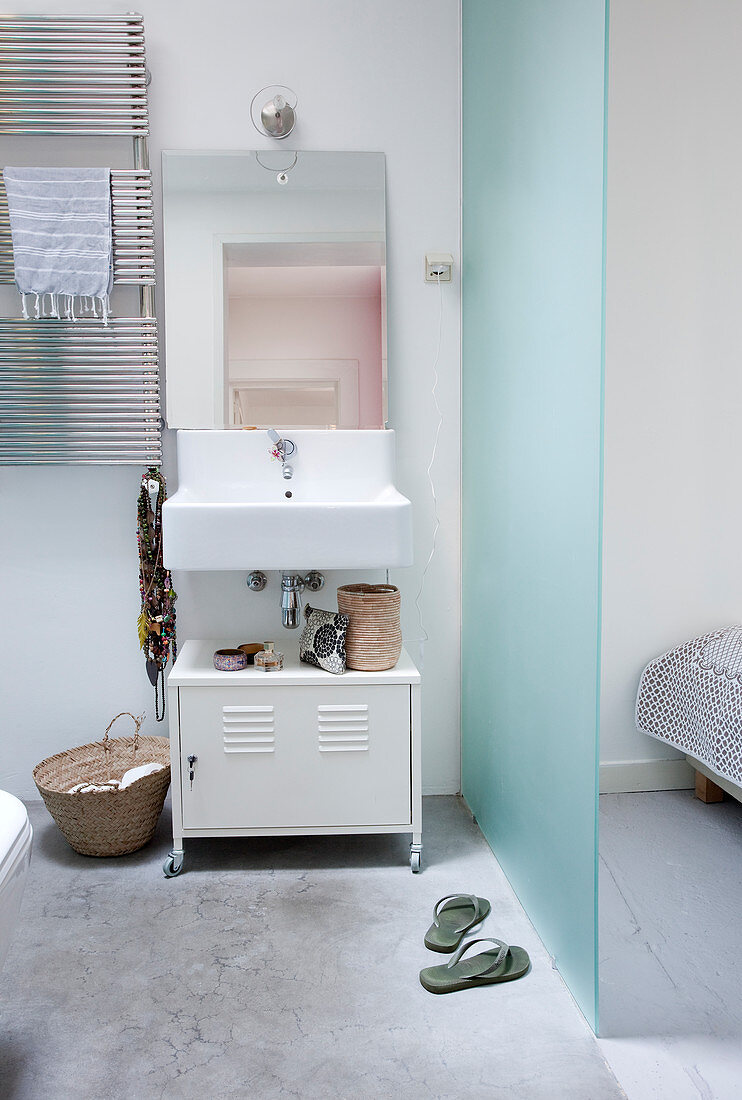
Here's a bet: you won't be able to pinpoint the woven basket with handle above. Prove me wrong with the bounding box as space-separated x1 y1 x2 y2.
337 583 402 671
32 712 171 857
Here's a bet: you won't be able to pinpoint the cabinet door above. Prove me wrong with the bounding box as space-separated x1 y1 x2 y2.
179 684 411 829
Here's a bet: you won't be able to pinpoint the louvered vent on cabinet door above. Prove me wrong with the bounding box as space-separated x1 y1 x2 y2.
222 704 275 753
317 703 369 752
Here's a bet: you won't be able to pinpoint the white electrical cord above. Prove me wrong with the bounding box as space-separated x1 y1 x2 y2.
413 272 445 666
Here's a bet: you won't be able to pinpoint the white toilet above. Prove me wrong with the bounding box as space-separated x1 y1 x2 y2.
0 790 32 971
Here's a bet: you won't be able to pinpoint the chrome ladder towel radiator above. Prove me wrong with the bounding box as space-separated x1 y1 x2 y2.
0 12 160 465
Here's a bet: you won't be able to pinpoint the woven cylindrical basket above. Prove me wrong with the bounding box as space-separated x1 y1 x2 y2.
337 583 402 671
32 712 171 858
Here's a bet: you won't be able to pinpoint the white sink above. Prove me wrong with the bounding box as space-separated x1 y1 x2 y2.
162 430 413 570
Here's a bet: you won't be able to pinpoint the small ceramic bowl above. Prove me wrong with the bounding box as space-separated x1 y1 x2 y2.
213 648 248 671
238 642 263 664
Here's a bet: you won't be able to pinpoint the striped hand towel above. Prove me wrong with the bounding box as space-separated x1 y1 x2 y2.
2 166 113 323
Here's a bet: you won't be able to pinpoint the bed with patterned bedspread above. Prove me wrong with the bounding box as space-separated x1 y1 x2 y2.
635 626 742 787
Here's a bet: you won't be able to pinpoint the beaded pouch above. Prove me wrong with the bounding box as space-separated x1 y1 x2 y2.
299 605 349 675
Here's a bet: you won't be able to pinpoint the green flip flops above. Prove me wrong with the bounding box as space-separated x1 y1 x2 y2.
424 893 491 953
419 937 530 994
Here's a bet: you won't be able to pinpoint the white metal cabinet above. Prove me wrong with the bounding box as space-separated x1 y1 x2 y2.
164 641 422 875
180 684 411 829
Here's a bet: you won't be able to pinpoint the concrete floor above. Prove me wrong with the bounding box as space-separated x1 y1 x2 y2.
599 790 742 1100
1 796 621 1099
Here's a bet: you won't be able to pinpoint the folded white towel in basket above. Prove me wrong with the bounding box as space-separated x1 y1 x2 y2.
67 762 163 794
2 166 113 323
120 762 164 789
68 781 120 794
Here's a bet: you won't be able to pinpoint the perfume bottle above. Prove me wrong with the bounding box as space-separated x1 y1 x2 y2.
254 641 284 671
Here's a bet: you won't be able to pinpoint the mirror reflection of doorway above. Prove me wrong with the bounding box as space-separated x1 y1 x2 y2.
225 244 383 430
229 361 359 429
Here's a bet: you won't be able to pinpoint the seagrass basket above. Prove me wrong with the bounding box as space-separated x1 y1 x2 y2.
32 712 171 857
337 583 402 671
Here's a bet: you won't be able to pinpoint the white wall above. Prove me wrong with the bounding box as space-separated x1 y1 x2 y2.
601 0 742 787
0 0 461 800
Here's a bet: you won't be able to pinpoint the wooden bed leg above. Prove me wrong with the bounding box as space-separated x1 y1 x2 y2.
695 771 725 803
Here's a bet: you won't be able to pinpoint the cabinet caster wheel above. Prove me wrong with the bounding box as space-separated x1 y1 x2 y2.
163 851 184 878
410 846 422 874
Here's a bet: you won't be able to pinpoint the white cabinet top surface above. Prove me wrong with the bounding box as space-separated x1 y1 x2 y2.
169 639 421 687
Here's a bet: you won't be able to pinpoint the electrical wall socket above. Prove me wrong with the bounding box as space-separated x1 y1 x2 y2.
425 252 454 282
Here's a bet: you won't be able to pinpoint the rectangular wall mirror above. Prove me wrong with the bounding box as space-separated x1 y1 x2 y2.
162 150 387 429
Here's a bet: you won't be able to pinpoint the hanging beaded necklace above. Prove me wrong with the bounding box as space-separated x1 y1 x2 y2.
137 466 177 720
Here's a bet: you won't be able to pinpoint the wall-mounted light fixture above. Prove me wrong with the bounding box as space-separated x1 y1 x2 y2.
250 85 297 140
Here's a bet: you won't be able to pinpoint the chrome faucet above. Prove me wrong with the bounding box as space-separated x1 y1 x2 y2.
267 428 295 480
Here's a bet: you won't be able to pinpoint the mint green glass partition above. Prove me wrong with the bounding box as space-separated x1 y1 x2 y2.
462 0 608 1030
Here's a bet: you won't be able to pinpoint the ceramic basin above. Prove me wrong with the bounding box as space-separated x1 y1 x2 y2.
162 430 413 570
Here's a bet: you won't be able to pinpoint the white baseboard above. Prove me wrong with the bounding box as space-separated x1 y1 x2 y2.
599 757 694 794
